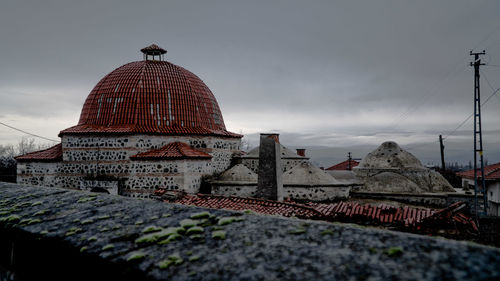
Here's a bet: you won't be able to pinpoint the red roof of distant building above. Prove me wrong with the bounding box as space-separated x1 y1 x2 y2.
166 193 324 219
130 142 212 160
456 163 500 180
59 47 241 139
15 143 62 162
161 192 475 231
326 160 359 171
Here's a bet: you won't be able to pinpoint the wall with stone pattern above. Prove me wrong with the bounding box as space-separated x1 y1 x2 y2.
17 134 240 198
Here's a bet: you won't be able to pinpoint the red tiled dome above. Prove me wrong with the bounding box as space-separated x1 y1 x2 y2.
60 50 240 138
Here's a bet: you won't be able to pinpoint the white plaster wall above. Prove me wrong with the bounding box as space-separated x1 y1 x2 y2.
488 182 500 203
284 186 351 201
212 185 258 198
210 183 351 201
241 158 306 173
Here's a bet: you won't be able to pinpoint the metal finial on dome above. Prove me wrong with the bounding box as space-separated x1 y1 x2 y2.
141 44 167 61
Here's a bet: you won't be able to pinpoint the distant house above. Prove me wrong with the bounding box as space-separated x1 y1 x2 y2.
457 163 500 216
326 159 360 171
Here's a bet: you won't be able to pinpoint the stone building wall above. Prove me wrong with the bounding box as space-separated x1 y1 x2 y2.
241 158 306 173
18 134 240 198
211 183 352 202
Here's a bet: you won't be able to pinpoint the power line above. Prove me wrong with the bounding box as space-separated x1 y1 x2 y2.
442 84 500 141
0 121 59 142
406 75 500 151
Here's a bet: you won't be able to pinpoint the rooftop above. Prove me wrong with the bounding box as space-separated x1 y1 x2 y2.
130 142 212 160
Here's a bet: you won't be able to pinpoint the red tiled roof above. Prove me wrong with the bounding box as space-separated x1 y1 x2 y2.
159 192 476 235
15 143 62 162
326 160 359 170
456 163 500 180
59 59 241 139
130 142 212 160
170 193 325 220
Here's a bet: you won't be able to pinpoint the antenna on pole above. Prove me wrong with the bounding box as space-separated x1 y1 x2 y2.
470 50 487 217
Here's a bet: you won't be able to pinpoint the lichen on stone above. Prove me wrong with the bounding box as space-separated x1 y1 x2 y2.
385 247 403 257
157 253 183 269
77 196 96 203
212 230 226 240
33 209 49 216
186 226 204 235
0 214 21 223
81 219 94 225
65 227 82 236
320 229 335 236
190 211 211 219
136 227 181 245
288 226 307 235
189 255 200 262
217 216 244 226
127 251 146 262
189 234 204 241
31 201 43 206
158 233 182 245
97 215 110 220
142 225 163 234
88 236 98 242
180 219 199 229
80 246 88 253
102 244 115 251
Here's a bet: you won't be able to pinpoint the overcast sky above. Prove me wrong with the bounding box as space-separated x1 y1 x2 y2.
1 0 500 167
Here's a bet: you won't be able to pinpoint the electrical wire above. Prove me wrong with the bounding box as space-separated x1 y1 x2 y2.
0 121 59 142
406 73 500 150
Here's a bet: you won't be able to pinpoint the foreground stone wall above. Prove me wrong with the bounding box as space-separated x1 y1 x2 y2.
0 182 499 281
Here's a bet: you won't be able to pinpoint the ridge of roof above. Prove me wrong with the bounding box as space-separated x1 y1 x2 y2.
15 143 62 162
456 162 500 180
326 159 360 171
130 142 212 160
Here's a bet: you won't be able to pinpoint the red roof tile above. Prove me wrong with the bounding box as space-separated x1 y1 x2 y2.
130 142 212 160
325 160 359 170
456 162 500 180
15 143 62 162
59 59 241 139
162 192 477 234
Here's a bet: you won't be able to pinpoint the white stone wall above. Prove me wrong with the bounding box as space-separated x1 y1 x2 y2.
18 134 240 197
241 158 306 173
284 186 351 201
210 183 351 202
17 162 61 187
212 185 258 198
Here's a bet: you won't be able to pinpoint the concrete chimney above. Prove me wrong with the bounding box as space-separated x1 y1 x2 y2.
296 149 306 157
256 133 283 201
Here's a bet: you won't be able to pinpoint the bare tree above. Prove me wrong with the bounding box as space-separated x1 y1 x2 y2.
240 135 252 152
0 144 15 158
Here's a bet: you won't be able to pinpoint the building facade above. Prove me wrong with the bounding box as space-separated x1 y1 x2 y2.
16 45 242 198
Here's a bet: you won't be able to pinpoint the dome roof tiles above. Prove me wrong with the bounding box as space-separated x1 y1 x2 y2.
60 57 241 138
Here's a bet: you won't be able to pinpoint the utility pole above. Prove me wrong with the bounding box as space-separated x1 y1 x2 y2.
470 50 488 216
347 152 352 170
346 152 361 170
439 135 445 170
